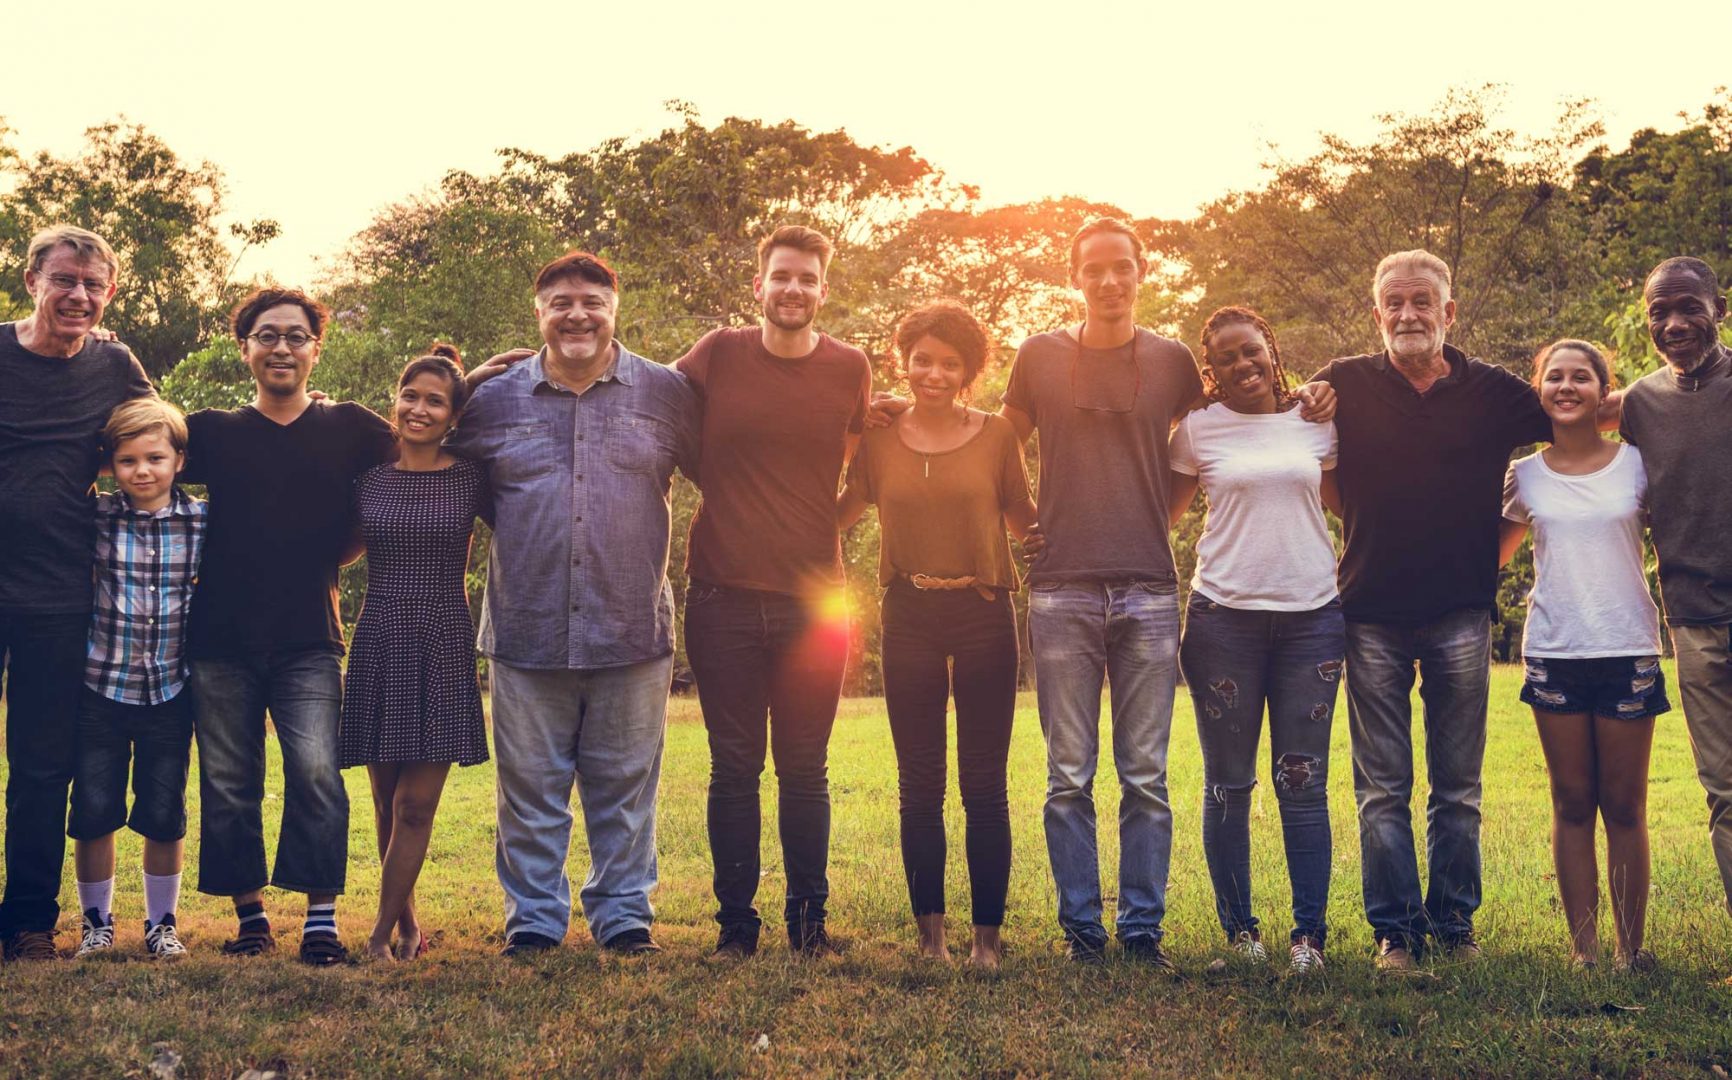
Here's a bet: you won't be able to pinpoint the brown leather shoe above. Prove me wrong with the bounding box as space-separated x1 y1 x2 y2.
3 929 58 961
1375 938 1418 973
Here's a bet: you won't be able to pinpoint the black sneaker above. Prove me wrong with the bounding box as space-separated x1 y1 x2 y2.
1121 934 1177 971
601 927 661 956
710 925 759 961
502 931 562 957
1064 932 1108 965
789 921 838 957
298 933 349 967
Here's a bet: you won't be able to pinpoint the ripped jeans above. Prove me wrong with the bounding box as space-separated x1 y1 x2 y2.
1179 594 1344 946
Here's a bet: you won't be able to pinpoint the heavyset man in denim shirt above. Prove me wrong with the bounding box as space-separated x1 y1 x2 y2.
450 251 699 956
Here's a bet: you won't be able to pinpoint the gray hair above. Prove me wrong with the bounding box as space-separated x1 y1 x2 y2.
26 224 119 281
1372 249 1452 304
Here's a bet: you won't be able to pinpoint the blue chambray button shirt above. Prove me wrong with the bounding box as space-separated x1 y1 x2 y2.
449 345 700 670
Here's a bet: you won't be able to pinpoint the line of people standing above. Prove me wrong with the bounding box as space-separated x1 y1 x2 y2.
5 219 1732 978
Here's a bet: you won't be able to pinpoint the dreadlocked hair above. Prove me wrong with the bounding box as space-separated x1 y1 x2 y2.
1198 306 1294 407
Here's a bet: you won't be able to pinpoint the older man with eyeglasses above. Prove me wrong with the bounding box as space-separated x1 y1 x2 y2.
0 225 153 961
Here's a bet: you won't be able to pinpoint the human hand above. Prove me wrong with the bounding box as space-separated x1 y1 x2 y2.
866 391 909 429
468 348 536 388
1296 381 1336 424
88 327 120 343
1020 521 1046 558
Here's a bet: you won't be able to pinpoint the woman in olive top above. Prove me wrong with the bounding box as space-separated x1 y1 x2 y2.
839 301 1037 969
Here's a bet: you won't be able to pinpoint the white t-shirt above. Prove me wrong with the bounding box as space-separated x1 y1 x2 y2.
1502 443 1662 658
1169 403 1339 610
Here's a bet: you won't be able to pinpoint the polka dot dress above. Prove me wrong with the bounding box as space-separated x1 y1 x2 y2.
339 458 489 767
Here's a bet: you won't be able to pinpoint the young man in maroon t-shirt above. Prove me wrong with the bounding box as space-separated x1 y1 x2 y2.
675 226 872 959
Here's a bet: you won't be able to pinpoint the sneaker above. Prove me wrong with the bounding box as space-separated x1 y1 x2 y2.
709 925 759 961
789 921 837 956
298 933 349 967
1121 934 1177 972
4 929 59 962
1288 935 1325 975
76 909 115 958
1231 930 1268 963
1614 948 1657 974
1375 938 1418 973
145 914 187 960
600 927 661 956
501 931 561 958
1439 933 1482 964
1064 931 1107 965
221 921 277 957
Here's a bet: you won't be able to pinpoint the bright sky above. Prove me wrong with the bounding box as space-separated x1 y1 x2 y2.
3 0 1724 285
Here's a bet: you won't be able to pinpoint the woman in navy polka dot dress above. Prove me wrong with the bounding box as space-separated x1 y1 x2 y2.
340 344 490 961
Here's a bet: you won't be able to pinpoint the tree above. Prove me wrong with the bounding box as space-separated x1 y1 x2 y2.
0 120 277 376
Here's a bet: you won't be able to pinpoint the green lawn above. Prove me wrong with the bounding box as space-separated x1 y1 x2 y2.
4 664 1732 1077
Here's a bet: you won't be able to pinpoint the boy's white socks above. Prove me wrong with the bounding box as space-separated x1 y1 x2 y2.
76 877 114 924
143 872 182 927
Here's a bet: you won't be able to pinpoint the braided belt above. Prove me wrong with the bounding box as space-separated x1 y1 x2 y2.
905 573 996 601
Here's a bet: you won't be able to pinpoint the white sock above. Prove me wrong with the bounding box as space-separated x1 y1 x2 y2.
303 902 338 939
143 872 182 927
77 877 114 924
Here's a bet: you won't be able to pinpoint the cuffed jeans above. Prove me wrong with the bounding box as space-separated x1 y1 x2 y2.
190 649 348 896
1029 580 1181 945
491 655 670 945
1345 608 1491 952
1179 595 1343 946
881 581 1017 926
0 610 86 935
686 582 848 936
1669 623 1732 912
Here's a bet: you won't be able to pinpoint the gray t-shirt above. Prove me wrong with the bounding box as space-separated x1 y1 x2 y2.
0 323 154 613
1003 327 1202 584
1620 349 1732 625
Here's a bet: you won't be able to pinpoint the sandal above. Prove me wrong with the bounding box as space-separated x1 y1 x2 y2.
298 934 350 966
220 924 278 957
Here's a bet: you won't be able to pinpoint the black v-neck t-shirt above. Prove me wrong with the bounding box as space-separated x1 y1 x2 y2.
182 401 394 657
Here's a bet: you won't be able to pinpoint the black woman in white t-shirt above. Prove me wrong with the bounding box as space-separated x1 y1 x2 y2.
1498 338 1669 974
1168 307 1344 976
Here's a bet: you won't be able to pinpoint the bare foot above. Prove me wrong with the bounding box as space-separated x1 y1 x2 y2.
916 913 950 963
395 927 425 960
365 938 396 962
969 925 1003 971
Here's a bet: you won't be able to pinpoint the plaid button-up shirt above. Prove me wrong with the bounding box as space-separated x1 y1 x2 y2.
84 486 208 705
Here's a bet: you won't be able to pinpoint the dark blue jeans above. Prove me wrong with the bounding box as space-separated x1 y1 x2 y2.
1179 595 1343 946
189 649 348 897
0 610 87 935
685 582 848 935
1345 610 1492 953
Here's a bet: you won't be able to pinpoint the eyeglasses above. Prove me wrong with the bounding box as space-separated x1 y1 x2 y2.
247 330 318 350
40 272 112 295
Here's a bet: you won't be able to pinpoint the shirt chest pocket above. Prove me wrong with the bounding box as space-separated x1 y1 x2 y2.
605 416 667 474
495 421 559 482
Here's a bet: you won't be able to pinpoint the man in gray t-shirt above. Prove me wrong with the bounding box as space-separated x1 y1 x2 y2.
1618 256 1732 911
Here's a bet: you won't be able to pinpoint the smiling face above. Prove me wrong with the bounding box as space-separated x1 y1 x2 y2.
111 428 184 512
1645 269 1728 372
1203 320 1278 412
394 370 460 447
904 334 968 410
1537 346 1605 427
1071 231 1142 325
536 274 617 368
241 302 321 398
754 246 827 332
1374 267 1455 365
24 243 117 349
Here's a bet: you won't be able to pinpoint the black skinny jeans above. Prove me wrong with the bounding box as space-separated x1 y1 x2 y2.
880 581 1018 926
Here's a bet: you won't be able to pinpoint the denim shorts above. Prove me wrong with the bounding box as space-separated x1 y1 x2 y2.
1520 655 1671 720
68 687 194 842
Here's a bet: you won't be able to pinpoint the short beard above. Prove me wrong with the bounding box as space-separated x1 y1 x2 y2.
763 303 813 332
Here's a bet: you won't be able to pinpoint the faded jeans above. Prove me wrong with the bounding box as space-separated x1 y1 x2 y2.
1669 623 1732 912
491 655 671 945
190 649 347 896
1345 609 1492 952
1179 595 1344 946
1029 581 1181 945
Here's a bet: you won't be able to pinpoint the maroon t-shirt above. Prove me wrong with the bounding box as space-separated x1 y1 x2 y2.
676 327 871 595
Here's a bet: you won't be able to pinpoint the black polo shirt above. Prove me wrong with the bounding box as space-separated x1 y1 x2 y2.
1316 345 1549 624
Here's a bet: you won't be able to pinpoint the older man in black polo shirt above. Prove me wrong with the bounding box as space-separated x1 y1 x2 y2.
1314 250 1553 972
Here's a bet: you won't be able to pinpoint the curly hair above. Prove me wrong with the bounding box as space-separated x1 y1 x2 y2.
893 300 992 393
1198 306 1294 406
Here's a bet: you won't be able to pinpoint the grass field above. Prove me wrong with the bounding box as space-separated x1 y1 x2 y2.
4 664 1732 1077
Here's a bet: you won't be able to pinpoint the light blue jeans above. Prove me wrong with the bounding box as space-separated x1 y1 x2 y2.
491 654 671 945
1029 581 1181 944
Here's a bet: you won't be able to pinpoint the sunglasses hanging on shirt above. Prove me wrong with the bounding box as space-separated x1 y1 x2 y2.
1069 322 1142 414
